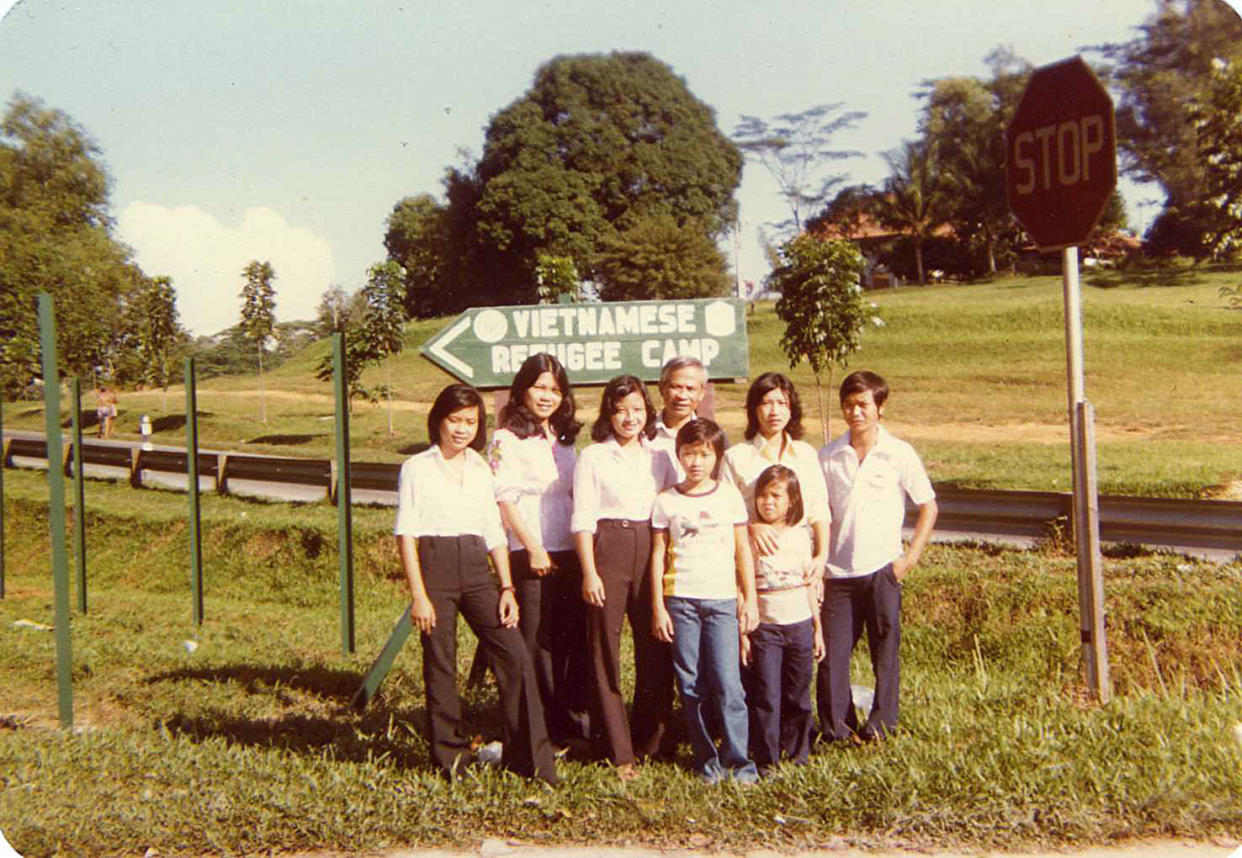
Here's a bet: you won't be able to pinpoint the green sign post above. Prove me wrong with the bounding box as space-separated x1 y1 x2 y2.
421 298 749 387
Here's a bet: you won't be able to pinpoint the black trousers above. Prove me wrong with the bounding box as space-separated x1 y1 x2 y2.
815 564 902 741
747 617 815 768
511 547 592 744
418 535 557 782
586 519 675 765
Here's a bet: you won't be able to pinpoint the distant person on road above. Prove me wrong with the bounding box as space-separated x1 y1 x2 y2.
394 383 557 783
98 387 118 438
489 353 591 752
816 370 937 743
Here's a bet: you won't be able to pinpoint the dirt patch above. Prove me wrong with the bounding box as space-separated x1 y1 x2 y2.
1207 480 1242 500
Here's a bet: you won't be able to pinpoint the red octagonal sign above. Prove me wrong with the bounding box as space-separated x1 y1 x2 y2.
1006 56 1117 251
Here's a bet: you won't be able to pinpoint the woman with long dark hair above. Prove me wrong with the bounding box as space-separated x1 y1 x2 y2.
489 353 590 748
722 372 830 578
394 383 557 782
571 375 676 779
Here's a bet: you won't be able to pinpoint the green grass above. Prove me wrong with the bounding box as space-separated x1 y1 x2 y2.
3 269 1241 493
2 472 1241 855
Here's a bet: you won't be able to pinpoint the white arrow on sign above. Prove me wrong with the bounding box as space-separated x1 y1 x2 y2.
426 316 474 380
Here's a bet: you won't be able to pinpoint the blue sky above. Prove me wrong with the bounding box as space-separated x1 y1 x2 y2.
2 0 1233 334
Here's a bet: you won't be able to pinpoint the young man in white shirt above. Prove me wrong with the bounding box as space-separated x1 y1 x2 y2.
816 370 938 742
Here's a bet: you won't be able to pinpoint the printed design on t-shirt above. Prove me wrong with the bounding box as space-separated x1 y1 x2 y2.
674 508 720 545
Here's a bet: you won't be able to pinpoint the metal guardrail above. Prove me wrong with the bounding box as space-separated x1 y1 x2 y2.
4 430 1239 560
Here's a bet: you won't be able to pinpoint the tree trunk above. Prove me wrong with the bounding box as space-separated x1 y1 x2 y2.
258 344 266 424
915 241 926 286
386 356 394 435
814 369 833 445
986 234 997 276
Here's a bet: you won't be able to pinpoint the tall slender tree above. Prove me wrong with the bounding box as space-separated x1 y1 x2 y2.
135 275 180 410
873 140 946 286
732 102 866 235
359 260 408 433
239 260 276 423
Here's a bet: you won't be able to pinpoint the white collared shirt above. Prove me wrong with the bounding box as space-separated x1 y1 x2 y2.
571 436 676 533
394 445 506 552
651 413 689 480
488 427 576 553
722 431 830 526
818 425 935 578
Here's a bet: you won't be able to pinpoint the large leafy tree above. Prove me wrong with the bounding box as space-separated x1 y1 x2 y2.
0 92 143 395
383 193 458 319
771 234 869 442
1189 56 1242 256
1098 0 1242 255
732 102 866 235
594 214 731 301
917 49 1029 275
462 52 742 302
239 260 276 423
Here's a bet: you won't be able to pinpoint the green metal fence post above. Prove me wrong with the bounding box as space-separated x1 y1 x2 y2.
185 357 204 626
333 332 355 655
38 292 73 729
70 377 88 614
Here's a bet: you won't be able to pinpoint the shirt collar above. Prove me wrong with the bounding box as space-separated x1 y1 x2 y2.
827 424 891 460
750 430 789 462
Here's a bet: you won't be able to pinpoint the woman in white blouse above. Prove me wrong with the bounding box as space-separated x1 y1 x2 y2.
722 372 830 580
395 383 557 783
572 375 676 780
489 353 590 749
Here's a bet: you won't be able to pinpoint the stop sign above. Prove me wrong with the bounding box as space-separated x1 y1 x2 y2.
1006 56 1117 251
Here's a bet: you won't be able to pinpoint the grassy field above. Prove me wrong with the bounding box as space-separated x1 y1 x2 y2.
3 268 1241 497
1 470 1241 856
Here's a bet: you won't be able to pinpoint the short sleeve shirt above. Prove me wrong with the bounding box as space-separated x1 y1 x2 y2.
394 445 506 552
818 426 935 578
652 481 748 600
753 525 814 626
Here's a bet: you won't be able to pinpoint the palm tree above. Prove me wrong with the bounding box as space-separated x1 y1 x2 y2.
873 140 946 286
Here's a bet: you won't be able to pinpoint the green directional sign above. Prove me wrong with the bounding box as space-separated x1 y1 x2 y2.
421 298 749 388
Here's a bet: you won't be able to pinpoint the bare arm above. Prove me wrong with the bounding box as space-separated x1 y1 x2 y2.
498 500 552 575
398 535 436 633
893 499 938 581
650 529 673 642
575 531 605 607
490 544 520 627
734 524 758 634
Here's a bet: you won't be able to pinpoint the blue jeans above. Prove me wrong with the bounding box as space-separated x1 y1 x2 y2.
666 596 758 783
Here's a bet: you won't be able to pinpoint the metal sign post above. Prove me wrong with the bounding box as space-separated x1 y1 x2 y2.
1007 56 1116 701
70 377 88 614
333 332 355 656
186 357 204 626
38 293 74 728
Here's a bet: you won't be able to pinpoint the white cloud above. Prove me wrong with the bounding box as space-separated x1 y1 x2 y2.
117 203 335 336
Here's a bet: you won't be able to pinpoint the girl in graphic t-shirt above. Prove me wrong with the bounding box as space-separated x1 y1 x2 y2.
650 418 759 784
743 464 825 773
